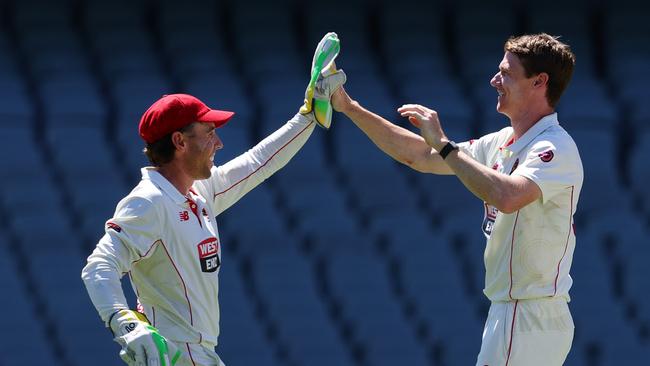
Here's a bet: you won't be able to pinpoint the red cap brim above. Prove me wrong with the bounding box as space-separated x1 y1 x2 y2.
197 109 235 128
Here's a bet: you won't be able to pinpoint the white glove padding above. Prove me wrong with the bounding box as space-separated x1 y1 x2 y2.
300 32 345 129
110 310 181 366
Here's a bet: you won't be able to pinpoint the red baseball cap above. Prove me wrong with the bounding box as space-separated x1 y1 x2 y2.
139 94 235 143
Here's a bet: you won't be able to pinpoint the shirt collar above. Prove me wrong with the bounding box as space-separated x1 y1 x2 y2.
503 113 559 156
141 167 188 205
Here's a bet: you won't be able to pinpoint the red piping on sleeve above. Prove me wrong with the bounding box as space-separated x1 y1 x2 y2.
213 121 314 200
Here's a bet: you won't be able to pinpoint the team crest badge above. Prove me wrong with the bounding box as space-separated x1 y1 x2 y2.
539 150 554 162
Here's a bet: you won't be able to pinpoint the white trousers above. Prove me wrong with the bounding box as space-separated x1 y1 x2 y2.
476 298 574 366
170 341 226 366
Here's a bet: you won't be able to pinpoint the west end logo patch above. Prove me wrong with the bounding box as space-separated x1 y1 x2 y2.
539 150 554 162
197 237 221 273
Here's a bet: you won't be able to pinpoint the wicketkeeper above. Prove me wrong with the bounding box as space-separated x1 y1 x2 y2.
81 33 345 366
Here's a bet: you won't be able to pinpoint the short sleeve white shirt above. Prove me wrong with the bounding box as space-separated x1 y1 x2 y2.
459 113 583 302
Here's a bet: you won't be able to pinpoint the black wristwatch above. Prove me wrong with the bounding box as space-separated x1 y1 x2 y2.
439 140 459 159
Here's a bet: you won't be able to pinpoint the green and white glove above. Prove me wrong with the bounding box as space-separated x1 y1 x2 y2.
109 309 181 366
300 32 346 129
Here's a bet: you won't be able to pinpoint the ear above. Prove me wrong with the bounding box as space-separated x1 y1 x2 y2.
171 131 187 151
533 73 549 88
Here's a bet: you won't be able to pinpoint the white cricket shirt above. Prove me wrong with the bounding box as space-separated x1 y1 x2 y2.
459 113 583 302
82 113 315 345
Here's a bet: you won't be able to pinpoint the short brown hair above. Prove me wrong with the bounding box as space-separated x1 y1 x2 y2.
504 33 575 108
143 123 196 166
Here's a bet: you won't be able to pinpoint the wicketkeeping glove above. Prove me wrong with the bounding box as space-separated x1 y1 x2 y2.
300 32 346 129
109 309 181 366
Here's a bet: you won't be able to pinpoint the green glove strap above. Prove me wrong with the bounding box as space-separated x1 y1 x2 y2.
148 325 181 366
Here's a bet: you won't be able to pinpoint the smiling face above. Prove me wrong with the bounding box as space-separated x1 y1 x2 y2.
490 51 539 120
180 122 223 180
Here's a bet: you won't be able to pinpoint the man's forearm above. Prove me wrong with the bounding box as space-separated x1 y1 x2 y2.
82 259 130 325
443 149 507 206
442 149 538 213
342 101 452 174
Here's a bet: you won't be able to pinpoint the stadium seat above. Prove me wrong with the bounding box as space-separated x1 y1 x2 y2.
629 131 650 214
416 173 483 226
400 75 475 139
526 6 598 78
0 236 62 366
218 257 281 366
183 72 254 129
0 74 33 128
220 185 296 256
31 251 119 365
88 26 163 79
0 126 83 252
570 228 646 365
557 78 618 131
454 2 516 83
326 253 431 366
12 0 71 30
253 250 355 366
83 0 146 30
256 76 308 134
378 0 449 79
396 227 484 364
230 0 302 80
44 126 129 239
570 129 632 225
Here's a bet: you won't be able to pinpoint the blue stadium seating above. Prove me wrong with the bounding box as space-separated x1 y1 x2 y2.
630 131 650 215
218 257 281 366
1 1 649 365
0 235 62 366
253 250 355 366
183 72 253 129
327 254 431 366
571 129 632 225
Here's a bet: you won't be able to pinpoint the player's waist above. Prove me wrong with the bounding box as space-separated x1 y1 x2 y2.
488 296 574 333
146 307 220 346
160 325 219 347
490 296 568 305
484 283 571 303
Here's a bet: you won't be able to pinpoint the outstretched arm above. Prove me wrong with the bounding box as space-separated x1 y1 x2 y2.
331 87 454 175
399 104 541 213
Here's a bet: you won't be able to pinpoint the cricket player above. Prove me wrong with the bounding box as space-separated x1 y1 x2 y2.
330 33 582 365
81 33 346 366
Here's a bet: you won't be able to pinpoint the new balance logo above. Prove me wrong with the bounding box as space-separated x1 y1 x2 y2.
179 211 189 221
125 322 137 332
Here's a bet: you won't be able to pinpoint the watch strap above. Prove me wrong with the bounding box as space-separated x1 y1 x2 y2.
439 141 458 159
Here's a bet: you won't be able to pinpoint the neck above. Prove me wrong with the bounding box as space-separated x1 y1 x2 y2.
157 164 194 196
509 105 554 140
